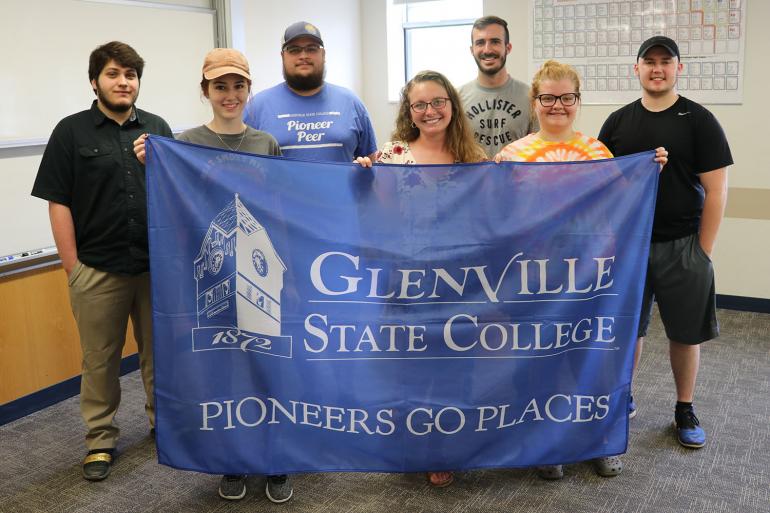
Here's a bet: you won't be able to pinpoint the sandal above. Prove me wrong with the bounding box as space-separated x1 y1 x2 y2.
427 471 454 487
594 456 623 477
82 450 114 481
536 464 564 480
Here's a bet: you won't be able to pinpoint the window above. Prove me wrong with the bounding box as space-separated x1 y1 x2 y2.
386 0 483 101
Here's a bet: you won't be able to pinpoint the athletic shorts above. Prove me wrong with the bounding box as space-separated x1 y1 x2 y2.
637 232 718 344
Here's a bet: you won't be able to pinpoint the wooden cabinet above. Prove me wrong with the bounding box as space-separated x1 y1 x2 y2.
0 265 137 404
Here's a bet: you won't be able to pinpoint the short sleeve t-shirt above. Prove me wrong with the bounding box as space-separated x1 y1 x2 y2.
177 125 281 156
598 96 733 241
498 132 613 162
459 77 537 159
243 82 377 162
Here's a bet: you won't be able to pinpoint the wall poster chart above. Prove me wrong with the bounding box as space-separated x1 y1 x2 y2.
528 0 747 104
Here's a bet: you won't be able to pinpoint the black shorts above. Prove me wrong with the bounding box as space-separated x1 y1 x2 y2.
637 233 718 344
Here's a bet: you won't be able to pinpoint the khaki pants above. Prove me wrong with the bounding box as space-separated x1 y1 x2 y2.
68 261 154 450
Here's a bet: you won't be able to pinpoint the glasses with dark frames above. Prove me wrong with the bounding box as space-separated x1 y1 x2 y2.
284 44 323 56
410 97 451 112
535 92 580 107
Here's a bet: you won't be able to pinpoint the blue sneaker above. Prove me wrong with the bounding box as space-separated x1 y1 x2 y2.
628 396 637 419
675 407 706 448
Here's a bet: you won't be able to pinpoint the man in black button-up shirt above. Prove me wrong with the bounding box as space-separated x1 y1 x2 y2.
32 41 172 481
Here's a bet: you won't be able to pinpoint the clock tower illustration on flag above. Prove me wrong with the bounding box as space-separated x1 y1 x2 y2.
191 193 292 357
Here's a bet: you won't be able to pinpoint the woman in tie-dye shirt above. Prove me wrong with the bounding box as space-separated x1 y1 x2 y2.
495 60 614 163
495 59 667 482
496 60 623 482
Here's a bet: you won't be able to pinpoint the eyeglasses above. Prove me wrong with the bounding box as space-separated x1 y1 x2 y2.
410 97 450 113
283 44 323 56
535 92 580 107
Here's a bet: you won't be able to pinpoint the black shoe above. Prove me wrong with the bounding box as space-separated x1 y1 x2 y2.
218 475 247 500
265 474 293 503
82 449 114 481
536 465 563 480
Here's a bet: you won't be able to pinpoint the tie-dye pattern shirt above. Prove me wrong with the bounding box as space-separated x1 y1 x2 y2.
498 132 613 162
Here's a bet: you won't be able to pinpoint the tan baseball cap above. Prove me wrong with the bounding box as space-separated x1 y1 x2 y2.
202 48 251 81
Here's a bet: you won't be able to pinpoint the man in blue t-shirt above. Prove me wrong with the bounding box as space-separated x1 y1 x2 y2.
244 21 377 162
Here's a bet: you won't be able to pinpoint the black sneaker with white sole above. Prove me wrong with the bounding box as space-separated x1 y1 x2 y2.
265 474 293 503
218 474 246 500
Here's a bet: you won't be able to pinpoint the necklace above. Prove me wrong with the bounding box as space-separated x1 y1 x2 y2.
214 128 247 152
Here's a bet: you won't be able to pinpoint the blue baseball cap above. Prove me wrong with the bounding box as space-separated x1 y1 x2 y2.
282 22 324 48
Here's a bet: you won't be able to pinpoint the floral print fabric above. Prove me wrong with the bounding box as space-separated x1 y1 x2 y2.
376 141 417 164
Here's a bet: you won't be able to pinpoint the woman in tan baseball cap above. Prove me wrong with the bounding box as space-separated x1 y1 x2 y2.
135 48 290 502
133 49 291 503
134 48 281 163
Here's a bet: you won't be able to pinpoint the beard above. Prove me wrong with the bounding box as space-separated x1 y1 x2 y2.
283 65 325 92
474 52 507 76
95 84 136 113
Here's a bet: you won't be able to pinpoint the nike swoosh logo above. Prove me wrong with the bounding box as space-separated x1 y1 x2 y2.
677 112 691 116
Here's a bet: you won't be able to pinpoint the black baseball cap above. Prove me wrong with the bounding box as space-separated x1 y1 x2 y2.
637 36 680 60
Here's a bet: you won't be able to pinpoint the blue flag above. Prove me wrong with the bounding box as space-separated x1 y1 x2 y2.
146 136 658 475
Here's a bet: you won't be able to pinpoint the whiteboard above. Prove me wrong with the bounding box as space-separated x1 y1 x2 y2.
1 0 215 145
528 0 748 105
0 0 215 260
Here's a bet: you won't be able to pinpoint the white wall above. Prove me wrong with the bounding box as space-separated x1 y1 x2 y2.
5 0 767 300
362 0 770 300
1 0 364 259
236 0 363 95
1 149 50 256
0 0 215 258
360 0 398 145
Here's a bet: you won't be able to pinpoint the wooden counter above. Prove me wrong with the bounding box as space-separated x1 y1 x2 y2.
0 264 137 405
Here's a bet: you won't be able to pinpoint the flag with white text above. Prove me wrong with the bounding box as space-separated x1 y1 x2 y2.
147 136 658 474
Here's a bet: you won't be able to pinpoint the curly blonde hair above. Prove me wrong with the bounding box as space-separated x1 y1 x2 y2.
392 70 486 163
530 59 581 101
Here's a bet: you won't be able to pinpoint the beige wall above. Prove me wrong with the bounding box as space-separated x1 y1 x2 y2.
361 0 770 300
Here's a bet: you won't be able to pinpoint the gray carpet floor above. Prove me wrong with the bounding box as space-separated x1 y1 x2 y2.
1 308 768 513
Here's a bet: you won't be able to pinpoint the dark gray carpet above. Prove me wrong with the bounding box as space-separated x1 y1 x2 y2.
1 309 768 513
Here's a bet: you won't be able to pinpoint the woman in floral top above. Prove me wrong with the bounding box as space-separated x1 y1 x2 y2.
357 70 485 167
356 71 483 489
